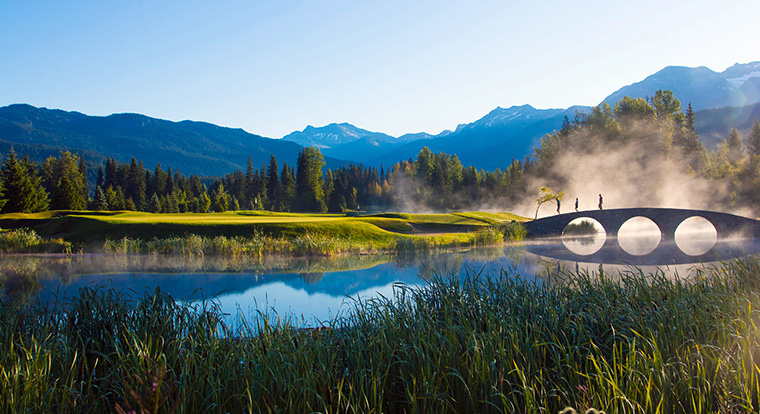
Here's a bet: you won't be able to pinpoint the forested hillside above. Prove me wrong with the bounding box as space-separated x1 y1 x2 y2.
0 104 345 177
2 90 759 217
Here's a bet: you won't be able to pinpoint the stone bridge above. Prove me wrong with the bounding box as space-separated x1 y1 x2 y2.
524 208 760 239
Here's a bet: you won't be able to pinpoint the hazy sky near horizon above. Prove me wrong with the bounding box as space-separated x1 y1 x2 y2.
1 1 758 138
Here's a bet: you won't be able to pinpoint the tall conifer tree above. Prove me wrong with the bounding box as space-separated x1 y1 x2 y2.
747 120 760 157
295 147 326 212
266 155 280 211
1 148 48 213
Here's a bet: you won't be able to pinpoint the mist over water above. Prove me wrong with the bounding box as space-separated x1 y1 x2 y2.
617 217 662 255
5 234 760 327
675 216 719 255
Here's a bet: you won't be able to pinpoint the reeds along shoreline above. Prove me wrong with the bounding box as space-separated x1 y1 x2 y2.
0 220 528 258
0 228 71 253
3 258 760 412
101 222 528 258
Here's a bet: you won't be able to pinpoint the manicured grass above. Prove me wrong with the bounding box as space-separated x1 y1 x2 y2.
3 258 760 412
0 210 530 253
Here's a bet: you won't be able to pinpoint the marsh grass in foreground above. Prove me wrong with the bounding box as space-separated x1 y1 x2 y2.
4 259 760 412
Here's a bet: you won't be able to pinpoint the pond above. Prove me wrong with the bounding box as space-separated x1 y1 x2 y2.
3 235 760 327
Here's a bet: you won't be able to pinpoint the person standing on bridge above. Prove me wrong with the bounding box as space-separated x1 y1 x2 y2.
598 194 603 210
575 198 579 212
556 198 561 214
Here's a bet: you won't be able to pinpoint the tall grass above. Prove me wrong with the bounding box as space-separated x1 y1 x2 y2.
472 221 528 246
103 232 360 257
5 258 760 412
104 231 489 258
0 228 72 253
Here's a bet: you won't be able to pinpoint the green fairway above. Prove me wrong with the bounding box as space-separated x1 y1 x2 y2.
0 210 530 252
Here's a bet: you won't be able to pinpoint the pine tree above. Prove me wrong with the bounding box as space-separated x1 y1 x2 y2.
747 120 760 157
78 157 88 204
126 158 147 210
294 147 326 212
166 167 176 195
651 89 682 119
93 186 109 210
211 182 229 212
105 157 118 189
149 193 162 213
280 162 296 212
153 163 167 196
244 156 255 208
200 191 212 213
42 151 88 210
22 156 49 212
727 128 745 165
96 166 104 189
0 171 5 212
1 148 49 213
168 192 180 213
324 169 341 212
51 176 79 211
106 186 126 210
266 155 280 211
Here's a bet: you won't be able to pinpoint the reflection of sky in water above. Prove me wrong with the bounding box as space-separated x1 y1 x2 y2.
617 217 661 255
8 238 760 327
562 235 606 255
220 281 400 328
561 218 606 255
675 217 718 256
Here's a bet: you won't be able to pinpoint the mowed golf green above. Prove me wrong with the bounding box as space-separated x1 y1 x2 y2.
0 210 529 248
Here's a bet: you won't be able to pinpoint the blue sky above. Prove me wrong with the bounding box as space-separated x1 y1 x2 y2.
1 0 758 138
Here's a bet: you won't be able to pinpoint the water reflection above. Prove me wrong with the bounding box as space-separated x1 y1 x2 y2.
617 216 662 255
675 217 718 255
561 218 606 255
2 238 760 326
562 235 606 255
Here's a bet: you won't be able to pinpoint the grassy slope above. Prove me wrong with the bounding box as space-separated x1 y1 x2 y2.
0 210 530 247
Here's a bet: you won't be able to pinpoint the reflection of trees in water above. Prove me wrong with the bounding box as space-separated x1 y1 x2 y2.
562 235 600 246
299 272 325 284
0 261 42 303
0 253 397 302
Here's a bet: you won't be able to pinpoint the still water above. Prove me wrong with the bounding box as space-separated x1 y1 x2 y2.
3 235 760 327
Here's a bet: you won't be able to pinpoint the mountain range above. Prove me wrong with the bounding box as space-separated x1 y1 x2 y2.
284 62 760 169
1 61 759 176
0 104 347 177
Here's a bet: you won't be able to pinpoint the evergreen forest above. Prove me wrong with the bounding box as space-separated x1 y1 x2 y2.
2 90 760 216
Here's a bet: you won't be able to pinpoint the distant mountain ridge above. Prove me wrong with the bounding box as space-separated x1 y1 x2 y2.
604 62 760 110
283 123 398 148
283 61 760 169
0 104 347 177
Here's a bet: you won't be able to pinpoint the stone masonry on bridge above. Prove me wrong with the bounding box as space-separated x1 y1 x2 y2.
523 208 760 240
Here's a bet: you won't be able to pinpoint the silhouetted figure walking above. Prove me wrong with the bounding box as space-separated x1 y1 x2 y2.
598 194 603 210
556 199 561 214
575 197 579 212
